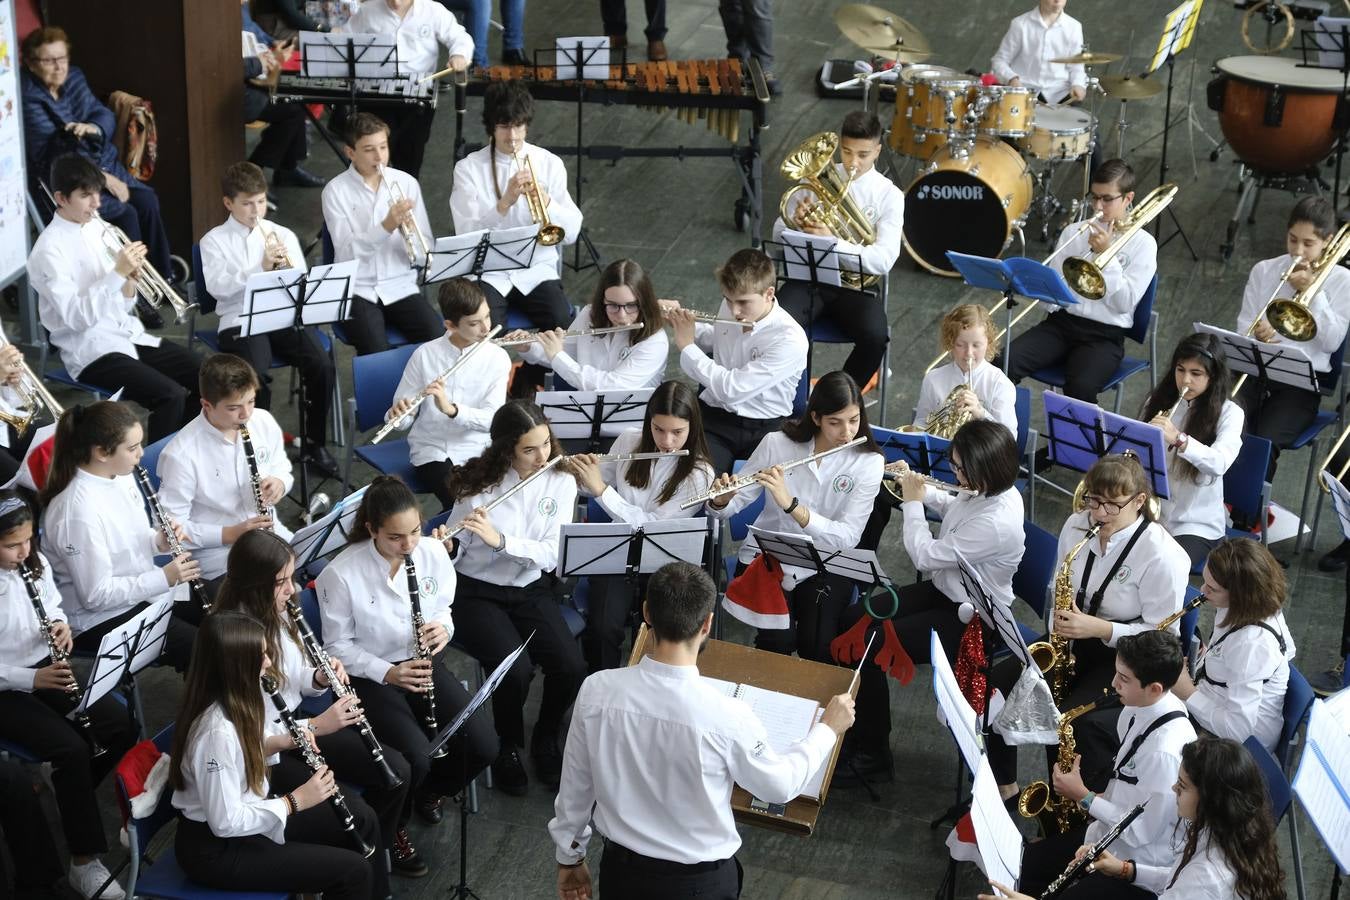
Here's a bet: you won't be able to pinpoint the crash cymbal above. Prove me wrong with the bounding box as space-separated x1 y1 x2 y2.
1051 50 1123 66
834 4 932 60
1099 74 1163 99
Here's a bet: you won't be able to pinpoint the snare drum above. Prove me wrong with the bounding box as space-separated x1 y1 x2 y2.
911 76 977 134
1018 104 1095 160
975 85 1036 136
889 66 961 160
1211 55 1343 173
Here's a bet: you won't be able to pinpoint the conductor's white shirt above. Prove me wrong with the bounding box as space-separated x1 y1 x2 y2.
391 334 512 467
902 486 1025 613
173 703 289 842
0 554 65 691
317 538 456 685
519 304 669 391
449 141 583 296
1186 610 1295 752
199 217 308 333
680 300 808 420
771 164 905 276
156 410 295 580
340 0 473 75
590 427 715 525
1157 398 1244 542
30 214 160 379
1138 834 1239 899
913 359 1018 436
448 465 576 586
1238 253 1350 373
1051 218 1156 329
322 163 432 304
990 7 1088 104
548 655 837 865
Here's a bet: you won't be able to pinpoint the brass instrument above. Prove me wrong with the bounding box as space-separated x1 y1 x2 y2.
238 424 270 524
404 554 448 759
92 211 196 322
378 164 431 261
681 436 867 510
922 349 978 439
133 465 211 612
370 324 504 444
1062 183 1180 300
1156 592 1206 632
881 466 980 499
779 131 878 289
23 561 105 757
442 455 566 540
1027 520 1102 705
258 218 295 269
493 322 641 347
515 152 565 246
1318 422 1350 493
0 350 65 437
1018 689 1116 835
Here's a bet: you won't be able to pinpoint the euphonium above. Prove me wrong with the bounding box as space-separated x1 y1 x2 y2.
923 349 977 439
1027 518 1101 706
1062 184 1179 300
779 131 878 289
1019 690 1117 835
515 152 565 246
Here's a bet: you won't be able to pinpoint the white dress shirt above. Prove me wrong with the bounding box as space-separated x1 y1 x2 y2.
1186 610 1295 751
680 300 809 420
901 486 1024 613
1084 694 1196 875
771 165 905 276
913 359 1018 436
1238 254 1350 373
391 334 512 466
1139 834 1239 899
1054 512 1188 647
172 703 289 842
449 141 583 296
1051 218 1157 328
271 626 325 721
448 466 576 586
990 7 1088 104
519 305 669 391
340 0 473 74
29 215 160 379
43 469 184 635
156 410 295 580
548 655 837 865
589 427 715 525
709 431 883 565
317 538 456 685
199 217 308 333
322 164 431 305
0 554 66 692
1158 398 1244 541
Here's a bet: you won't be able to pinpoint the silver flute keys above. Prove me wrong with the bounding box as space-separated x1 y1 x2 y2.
369 324 504 445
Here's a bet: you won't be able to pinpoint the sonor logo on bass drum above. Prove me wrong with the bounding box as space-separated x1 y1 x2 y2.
914 184 985 201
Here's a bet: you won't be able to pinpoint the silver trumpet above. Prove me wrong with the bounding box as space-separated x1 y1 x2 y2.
0 350 65 437
493 322 642 347
378 164 431 261
370 324 504 445
681 437 867 510
91 211 196 322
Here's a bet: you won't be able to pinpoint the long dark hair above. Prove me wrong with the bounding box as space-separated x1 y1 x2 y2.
0 489 42 576
449 400 560 500
949 420 1019 495
40 401 141 506
1204 539 1286 629
212 530 297 692
349 475 422 547
780 371 882 454
1171 737 1286 900
625 381 714 504
1140 333 1230 484
588 258 662 345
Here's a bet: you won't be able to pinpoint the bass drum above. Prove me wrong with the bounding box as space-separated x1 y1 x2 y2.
1210 55 1344 173
904 138 1033 277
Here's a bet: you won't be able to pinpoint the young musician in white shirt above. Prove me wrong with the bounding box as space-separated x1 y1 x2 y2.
442 401 584 796
157 353 293 593
449 80 583 395
550 562 856 900
29 154 202 443
170 612 380 900
339 0 471 177
385 279 511 510
511 257 670 391
1001 160 1158 404
318 477 497 831
1171 540 1295 752
0 491 136 900
564 380 716 671
914 304 1018 435
322 112 443 355
990 0 1088 104
199 162 340 477
664 248 810 475
0 335 41 484
1138 334 1244 568
40 401 201 670
773 111 903 391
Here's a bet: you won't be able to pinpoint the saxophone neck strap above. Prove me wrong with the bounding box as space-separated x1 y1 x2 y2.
1075 520 1149 617
1113 709 1188 785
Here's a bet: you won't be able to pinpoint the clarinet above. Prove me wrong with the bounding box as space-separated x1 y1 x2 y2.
283 599 404 789
239 424 270 523
405 554 447 759
1040 802 1148 898
261 674 376 859
21 562 105 758
132 465 211 612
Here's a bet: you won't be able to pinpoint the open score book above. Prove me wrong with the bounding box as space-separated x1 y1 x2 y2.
701 676 831 800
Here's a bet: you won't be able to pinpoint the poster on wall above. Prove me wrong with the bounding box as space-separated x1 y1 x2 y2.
0 0 27 287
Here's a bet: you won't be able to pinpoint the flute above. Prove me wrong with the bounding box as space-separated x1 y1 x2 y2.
681 437 867 510
133 465 211 612
369 324 504 445
442 455 565 540
566 450 689 463
493 322 642 347
881 469 980 497
22 562 105 757
659 306 751 328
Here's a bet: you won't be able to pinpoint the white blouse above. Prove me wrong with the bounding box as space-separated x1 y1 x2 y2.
0 555 66 692
520 305 669 391
172 703 289 842
448 465 577 586
1186 610 1295 752
590 427 715 525
901 486 1025 613
1156 398 1244 541
912 359 1018 436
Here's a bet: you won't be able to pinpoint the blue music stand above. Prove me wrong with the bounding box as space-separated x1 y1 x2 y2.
946 253 1079 375
1042 393 1171 498
873 429 957 484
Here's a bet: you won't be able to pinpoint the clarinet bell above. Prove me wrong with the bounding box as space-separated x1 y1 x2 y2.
78 713 108 758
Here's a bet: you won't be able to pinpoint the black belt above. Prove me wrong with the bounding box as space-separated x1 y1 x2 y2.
603 840 732 875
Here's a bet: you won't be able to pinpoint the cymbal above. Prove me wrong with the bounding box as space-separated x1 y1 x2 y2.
1050 50 1123 66
834 4 932 60
1099 74 1163 100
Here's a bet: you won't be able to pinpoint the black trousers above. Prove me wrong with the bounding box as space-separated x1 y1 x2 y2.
776 280 889 390
412 460 456 511
452 574 586 749
219 325 335 449
0 683 136 857
345 294 444 357
1017 824 1156 899
600 0 668 39
698 401 784 477
73 601 198 673
0 758 64 894
1234 378 1322 481
174 806 375 900
375 106 437 179
479 279 573 393
599 841 741 900
750 568 857 664
581 575 647 673
1000 311 1127 402
245 91 310 173
1173 534 1216 571
349 653 497 817
98 178 173 279
79 343 203 443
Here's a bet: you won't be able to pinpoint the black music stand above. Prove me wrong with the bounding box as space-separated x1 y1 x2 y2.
423 224 539 286
1195 322 1321 395
536 388 653 453
947 252 1078 376
77 600 173 739
297 31 405 161
1297 22 1350 211
1141 2 1200 259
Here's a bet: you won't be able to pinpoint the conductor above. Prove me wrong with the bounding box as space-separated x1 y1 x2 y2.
547 562 856 899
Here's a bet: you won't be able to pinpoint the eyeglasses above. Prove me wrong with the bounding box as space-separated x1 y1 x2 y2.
1081 494 1140 516
34 55 68 67
1088 192 1124 204
603 302 640 314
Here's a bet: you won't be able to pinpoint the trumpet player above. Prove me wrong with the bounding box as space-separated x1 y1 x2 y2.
0 336 40 484
914 304 1018 436
449 80 582 395
200 162 340 477
30 154 203 443
322 113 443 356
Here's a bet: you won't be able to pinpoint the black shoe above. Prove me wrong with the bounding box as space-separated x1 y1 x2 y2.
391 828 429 878
135 297 165 330
304 446 340 479
274 165 325 188
1318 540 1350 572
832 746 894 787
1311 662 1347 697
501 48 529 66
414 790 443 825
531 730 563 791
492 746 528 796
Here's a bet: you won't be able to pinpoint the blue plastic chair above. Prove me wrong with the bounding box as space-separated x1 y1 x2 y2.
801 274 891 425
342 344 426 495
1012 520 1057 644
1242 734 1307 900
792 361 811 419
1179 585 1200 665
138 432 177 492
1223 433 1274 548
1277 664 1315 770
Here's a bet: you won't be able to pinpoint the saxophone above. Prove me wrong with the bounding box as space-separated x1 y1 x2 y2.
1018 689 1116 836
1027 521 1101 706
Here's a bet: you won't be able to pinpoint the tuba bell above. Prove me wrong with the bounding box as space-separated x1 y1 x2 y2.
779 131 878 289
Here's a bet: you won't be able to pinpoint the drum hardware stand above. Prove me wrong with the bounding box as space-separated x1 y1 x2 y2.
1149 52 1201 260
1221 166 1326 260
1131 54 1221 182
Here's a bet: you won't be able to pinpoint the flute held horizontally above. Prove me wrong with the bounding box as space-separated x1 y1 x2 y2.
493 323 641 347
882 469 980 497
369 324 504 445
567 450 688 463
681 437 867 510
442 456 565 540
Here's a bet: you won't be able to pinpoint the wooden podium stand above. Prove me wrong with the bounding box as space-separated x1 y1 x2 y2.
628 625 853 836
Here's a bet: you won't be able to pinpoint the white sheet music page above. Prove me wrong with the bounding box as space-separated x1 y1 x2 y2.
734 683 829 800
1292 698 1350 873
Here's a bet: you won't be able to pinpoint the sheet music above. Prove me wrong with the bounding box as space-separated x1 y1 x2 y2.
779 229 844 287
555 36 610 79
700 676 738 698
734 683 830 800
971 756 1023 887
931 631 983 771
1292 699 1350 873
1323 471 1350 543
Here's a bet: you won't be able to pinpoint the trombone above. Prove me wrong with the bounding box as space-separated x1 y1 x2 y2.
680 436 867 509
92 211 196 322
1061 183 1179 300
0 351 65 437
514 153 565 246
378 164 431 261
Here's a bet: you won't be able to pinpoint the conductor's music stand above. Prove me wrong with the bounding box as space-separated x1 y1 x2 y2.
422 224 539 286
946 252 1079 376
536 388 653 453
76 599 173 740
